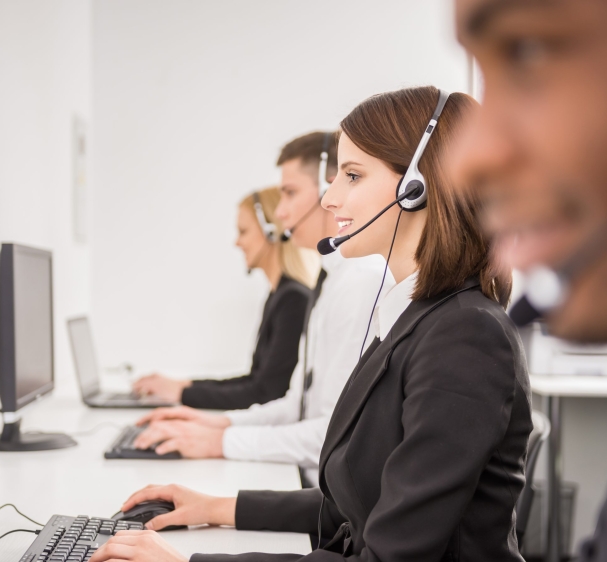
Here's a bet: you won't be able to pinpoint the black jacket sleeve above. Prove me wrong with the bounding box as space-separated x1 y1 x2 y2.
181 288 308 410
235 489 346 538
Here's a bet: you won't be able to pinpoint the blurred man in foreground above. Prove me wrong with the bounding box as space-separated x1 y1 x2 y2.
451 0 607 559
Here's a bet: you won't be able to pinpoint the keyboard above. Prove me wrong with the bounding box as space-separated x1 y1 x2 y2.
104 424 181 460
18 514 143 562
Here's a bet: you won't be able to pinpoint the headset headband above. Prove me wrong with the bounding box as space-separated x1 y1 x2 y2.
252 192 277 243
318 132 331 197
397 89 450 211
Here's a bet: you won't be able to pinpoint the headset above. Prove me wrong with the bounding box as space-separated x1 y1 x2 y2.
509 223 607 326
281 132 333 242
252 191 277 243
318 89 450 255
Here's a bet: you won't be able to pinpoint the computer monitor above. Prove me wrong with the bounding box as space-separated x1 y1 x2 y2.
0 243 76 451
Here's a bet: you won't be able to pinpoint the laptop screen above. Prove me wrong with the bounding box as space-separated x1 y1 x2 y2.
67 317 101 398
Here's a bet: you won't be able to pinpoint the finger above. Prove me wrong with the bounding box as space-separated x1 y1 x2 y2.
122 485 169 511
145 511 183 531
89 542 134 561
113 530 150 537
154 437 181 456
135 412 154 426
134 427 169 449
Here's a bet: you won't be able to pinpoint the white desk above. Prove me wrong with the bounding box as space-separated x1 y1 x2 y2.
530 374 607 562
0 395 312 561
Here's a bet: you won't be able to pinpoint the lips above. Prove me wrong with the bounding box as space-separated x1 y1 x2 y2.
336 217 353 235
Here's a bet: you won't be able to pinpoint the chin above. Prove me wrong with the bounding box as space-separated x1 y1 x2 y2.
339 239 368 259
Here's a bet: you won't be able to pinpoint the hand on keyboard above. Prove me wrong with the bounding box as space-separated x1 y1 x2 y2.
132 420 224 458
88 530 187 562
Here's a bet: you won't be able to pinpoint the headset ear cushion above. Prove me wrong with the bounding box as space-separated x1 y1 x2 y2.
396 178 426 211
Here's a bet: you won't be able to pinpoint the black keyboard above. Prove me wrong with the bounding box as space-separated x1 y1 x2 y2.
104 425 181 460
18 514 144 562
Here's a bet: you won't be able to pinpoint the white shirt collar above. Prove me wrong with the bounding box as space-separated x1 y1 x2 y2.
372 271 418 341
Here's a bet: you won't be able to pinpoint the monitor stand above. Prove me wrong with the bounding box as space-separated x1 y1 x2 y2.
0 416 77 451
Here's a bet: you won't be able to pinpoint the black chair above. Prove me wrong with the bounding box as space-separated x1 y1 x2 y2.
516 409 551 549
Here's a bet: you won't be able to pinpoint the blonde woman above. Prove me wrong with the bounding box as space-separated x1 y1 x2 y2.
132 187 314 410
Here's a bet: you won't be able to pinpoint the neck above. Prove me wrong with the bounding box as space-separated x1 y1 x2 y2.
386 210 426 284
260 247 282 290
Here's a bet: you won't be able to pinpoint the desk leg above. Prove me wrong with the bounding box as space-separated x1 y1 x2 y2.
545 394 562 562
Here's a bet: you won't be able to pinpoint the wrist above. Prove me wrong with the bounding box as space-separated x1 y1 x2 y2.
210 428 225 458
208 496 237 526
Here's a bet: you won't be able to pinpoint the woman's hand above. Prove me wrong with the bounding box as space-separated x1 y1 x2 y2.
88 530 188 562
136 406 232 429
132 374 191 402
121 484 237 529
133 420 225 458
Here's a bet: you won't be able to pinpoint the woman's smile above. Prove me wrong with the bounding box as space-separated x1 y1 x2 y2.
335 216 354 235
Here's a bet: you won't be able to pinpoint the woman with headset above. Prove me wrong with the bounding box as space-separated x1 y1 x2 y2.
132 186 314 410
91 87 532 562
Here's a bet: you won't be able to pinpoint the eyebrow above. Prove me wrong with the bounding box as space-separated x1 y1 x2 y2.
466 0 555 36
340 161 364 170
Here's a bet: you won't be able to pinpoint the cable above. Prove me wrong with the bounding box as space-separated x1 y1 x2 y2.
25 421 123 438
0 504 44 527
0 528 40 541
69 421 123 437
357 210 403 361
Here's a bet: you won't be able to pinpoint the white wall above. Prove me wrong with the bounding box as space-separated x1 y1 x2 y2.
0 0 92 390
90 0 469 377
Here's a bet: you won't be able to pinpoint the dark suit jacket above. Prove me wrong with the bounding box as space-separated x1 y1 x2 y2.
181 275 310 410
191 280 532 562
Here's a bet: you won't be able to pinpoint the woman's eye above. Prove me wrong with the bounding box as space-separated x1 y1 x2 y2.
346 172 360 183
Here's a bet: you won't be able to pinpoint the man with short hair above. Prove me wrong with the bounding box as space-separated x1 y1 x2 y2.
450 1 607 559
135 131 388 486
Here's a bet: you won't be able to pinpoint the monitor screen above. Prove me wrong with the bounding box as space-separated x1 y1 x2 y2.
0 244 54 411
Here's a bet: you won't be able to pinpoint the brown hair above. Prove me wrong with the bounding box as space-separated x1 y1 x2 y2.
277 131 338 184
340 86 512 307
240 187 318 288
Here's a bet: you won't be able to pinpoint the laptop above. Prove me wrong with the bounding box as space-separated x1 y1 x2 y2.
67 316 176 408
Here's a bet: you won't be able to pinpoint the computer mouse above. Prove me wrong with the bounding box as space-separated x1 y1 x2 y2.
112 500 187 531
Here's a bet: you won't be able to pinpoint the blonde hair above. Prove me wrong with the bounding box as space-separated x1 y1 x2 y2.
240 187 318 289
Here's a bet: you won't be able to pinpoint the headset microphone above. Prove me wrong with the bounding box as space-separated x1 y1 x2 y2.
280 201 320 242
509 223 607 326
281 132 333 242
318 89 450 256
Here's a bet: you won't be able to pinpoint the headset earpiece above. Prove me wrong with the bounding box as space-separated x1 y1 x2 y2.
396 177 427 212
397 89 450 212
252 192 277 243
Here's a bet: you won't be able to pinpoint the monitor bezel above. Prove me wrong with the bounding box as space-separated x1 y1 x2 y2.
0 243 54 413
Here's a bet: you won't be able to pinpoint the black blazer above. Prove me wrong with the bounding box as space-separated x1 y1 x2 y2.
191 280 532 562
181 275 310 410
